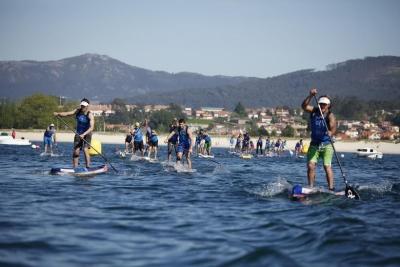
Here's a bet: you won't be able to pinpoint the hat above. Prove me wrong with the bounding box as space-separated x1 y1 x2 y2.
318 97 331 105
135 122 140 127
80 100 89 106
49 123 55 127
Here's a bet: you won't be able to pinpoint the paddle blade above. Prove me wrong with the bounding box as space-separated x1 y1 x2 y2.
345 185 360 200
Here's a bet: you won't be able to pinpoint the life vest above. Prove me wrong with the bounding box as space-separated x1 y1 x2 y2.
310 107 331 144
76 110 91 135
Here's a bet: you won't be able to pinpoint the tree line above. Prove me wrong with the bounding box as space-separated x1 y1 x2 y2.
0 94 186 132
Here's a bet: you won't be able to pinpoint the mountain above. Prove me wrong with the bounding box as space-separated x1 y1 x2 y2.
1 54 399 108
131 56 400 108
0 53 254 102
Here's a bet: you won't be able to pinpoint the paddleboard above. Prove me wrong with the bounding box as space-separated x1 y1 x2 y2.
240 154 253 159
50 165 108 177
162 162 196 173
143 156 158 163
40 152 61 157
198 154 215 158
290 184 344 200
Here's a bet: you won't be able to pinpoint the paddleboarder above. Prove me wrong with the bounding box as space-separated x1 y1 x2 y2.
165 118 193 169
302 89 336 191
54 98 94 168
43 123 57 154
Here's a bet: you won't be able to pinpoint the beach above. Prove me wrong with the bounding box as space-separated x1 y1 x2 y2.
6 129 400 154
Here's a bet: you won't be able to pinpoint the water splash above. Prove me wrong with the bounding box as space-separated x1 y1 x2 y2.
251 177 292 197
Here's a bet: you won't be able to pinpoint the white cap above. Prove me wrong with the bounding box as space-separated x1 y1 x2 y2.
80 101 89 106
135 122 140 127
318 97 331 105
49 123 55 127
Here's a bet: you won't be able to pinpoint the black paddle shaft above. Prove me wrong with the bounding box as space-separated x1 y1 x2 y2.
313 95 360 199
56 115 118 173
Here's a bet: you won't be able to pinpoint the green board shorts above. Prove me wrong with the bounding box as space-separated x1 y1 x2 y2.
307 143 334 166
204 142 212 150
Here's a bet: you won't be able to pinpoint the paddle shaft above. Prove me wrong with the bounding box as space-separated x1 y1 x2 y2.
313 95 348 185
56 115 118 173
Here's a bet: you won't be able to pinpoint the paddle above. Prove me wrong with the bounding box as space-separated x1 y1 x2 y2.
313 95 360 199
56 115 118 173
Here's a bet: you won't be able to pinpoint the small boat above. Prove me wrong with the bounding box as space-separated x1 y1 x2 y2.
0 135 31 146
50 165 108 177
356 148 383 159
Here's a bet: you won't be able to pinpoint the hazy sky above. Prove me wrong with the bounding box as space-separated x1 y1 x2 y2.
0 0 399 77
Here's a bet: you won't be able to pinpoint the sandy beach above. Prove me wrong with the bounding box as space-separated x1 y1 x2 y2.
5 129 400 155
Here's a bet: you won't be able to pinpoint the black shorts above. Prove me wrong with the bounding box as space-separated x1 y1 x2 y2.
73 133 92 150
125 135 132 143
149 140 158 147
134 140 144 151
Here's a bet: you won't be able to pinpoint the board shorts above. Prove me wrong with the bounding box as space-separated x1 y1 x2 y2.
204 142 211 150
307 143 334 166
43 136 53 146
134 140 144 151
125 135 132 143
176 142 190 154
73 133 92 150
149 140 158 147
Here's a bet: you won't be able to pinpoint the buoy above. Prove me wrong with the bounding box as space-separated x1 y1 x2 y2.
89 139 102 156
301 143 309 154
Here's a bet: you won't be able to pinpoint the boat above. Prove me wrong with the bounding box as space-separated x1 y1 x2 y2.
50 165 108 177
0 134 31 146
356 148 383 159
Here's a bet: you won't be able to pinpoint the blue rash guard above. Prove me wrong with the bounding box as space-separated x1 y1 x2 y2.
310 108 331 145
176 126 190 153
76 111 91 135
133 128 143 142
150 133 158 143
43 128 55 145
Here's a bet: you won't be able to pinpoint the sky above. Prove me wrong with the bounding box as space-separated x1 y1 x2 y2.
0 0 399 78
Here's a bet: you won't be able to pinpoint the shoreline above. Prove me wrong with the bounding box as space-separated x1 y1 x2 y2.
3 129 400 155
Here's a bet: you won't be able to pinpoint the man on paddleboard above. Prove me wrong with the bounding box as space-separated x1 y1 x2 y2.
54 98 94 168
165 118 194 169
43 123 57 154
302 89 337 191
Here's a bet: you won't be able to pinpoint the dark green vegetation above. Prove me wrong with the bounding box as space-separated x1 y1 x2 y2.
1 54 399 109
0 94 186 132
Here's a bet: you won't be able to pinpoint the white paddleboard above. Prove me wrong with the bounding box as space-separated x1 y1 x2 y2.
50 165 108 177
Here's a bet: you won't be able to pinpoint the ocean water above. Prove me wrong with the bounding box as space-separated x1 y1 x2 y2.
0 143 399 267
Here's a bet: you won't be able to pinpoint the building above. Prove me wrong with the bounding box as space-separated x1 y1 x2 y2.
90 104 115 117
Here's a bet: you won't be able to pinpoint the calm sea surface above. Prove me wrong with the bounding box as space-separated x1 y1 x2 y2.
1 143 399 267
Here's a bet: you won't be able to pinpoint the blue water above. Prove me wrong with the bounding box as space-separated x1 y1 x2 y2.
1 143 399 267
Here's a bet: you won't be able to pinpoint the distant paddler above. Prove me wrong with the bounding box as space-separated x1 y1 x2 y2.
147 129 159 160
43 123 57 154
165 118 194 169
167 118 178 162
132 122 145 157
54 98 94 168
302 89 336 191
